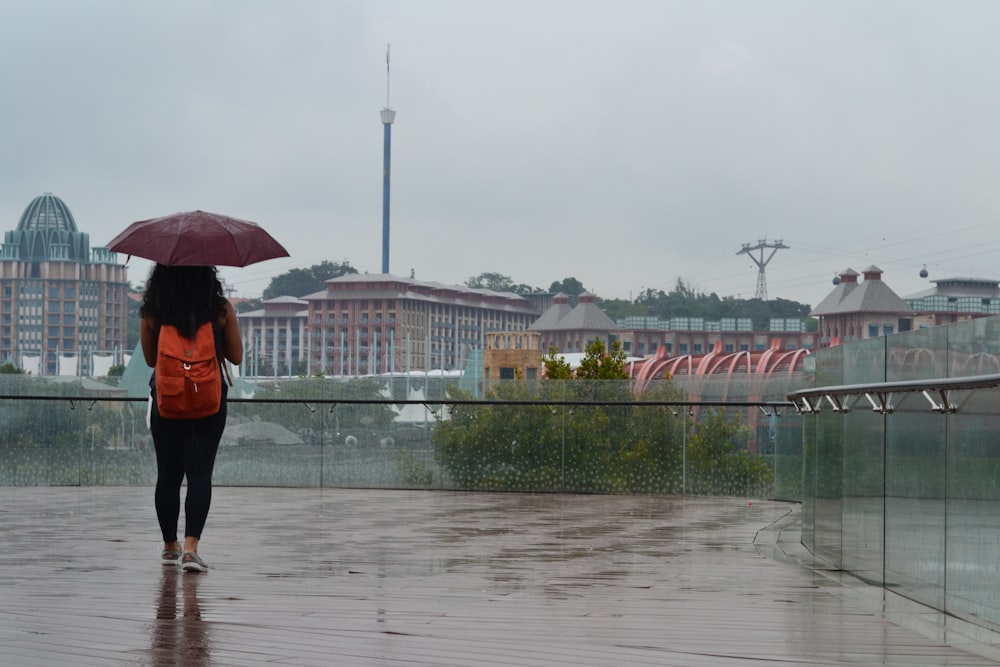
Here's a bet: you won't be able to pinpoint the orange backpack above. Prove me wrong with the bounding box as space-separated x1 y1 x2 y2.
154 321 222 419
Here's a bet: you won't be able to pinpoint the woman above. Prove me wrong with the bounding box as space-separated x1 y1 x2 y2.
140 264 243 572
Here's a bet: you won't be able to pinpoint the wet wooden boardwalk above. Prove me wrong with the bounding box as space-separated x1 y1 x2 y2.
1 487 999 666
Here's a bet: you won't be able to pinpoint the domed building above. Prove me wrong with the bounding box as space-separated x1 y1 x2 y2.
0 193 128 375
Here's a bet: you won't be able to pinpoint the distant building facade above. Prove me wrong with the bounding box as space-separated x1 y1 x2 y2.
482 330 543 388
0 193 129 375
811 266 913 346
617 316 815 357
530 292 620 352
237 296 309 376
300 274 541 376
904 276 1000 327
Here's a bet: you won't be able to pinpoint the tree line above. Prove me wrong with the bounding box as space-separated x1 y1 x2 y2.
233 263 812 330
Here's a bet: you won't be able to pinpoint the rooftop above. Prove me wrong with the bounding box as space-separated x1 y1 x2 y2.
2 487 998 666
17 192 78 233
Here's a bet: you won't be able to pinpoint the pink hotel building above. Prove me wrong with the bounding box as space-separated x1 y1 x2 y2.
239 274 543 376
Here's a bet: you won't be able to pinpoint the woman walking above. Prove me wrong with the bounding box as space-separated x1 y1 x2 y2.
140 264 243 572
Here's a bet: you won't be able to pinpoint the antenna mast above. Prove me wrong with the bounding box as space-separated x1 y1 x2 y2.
736 239 789 301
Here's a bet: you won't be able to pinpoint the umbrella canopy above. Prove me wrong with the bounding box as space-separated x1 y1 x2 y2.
106 210 289 267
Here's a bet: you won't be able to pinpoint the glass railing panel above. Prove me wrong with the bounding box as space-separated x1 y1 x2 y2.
772 410 803 503
325 400 439 489
884 326 948 609
841 407 885 585
0 374 792 500
213 398 323 487
78 399 153 485
799 404 816 550
811 344 846 567
945 317 1000 625
224 377 398 487
945 384 1000 626
685 404 775 497
839 337 888 585
761 372 807 503
0 397 94 485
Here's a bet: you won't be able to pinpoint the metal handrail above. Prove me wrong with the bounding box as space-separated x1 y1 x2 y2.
786 372 1000 414
0 394 795 415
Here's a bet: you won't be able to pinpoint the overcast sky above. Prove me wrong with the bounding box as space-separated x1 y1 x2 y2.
3 1 1000 307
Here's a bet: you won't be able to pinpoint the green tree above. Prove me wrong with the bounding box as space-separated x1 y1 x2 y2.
541 346 573 379
263 261 357 299
548 277 586 297
466 272 540 294
574 339 628 380
594 296 643 322
0 362 24 374
621 278 811 328
234 297 262 313
434 332 772 496
467 272 515 291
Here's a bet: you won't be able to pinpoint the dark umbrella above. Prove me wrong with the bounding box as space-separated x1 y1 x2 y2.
106 210 290 267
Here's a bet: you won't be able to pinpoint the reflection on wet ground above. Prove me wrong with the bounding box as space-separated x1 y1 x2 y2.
152 568 211 666
0 487 998 665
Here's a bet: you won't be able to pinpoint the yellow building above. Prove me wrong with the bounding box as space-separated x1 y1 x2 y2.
482 330 543 388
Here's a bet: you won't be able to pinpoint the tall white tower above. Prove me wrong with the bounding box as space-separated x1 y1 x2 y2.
381 44 395 274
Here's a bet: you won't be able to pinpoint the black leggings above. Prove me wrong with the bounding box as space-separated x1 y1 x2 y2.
150 399 227 543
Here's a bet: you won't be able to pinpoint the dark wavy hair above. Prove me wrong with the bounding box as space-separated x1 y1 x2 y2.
139 264 226 338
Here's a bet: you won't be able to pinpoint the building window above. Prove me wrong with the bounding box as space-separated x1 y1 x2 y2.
883 325 894 336
868 325 879 338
